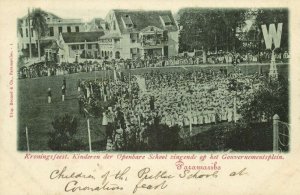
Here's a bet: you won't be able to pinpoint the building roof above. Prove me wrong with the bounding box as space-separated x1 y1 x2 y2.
140 26 163 34
112 9 178 34
62 32 105 43
21 10 61 20
100 32 121 39
44 40 59 50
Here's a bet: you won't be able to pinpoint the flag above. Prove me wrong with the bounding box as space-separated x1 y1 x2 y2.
134 75 147 92
113 69 124 82
113 69 118 81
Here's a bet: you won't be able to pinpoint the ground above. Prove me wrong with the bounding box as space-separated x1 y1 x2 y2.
17 63 289 151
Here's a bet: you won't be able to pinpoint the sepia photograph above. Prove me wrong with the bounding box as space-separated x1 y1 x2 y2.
17 7 289 152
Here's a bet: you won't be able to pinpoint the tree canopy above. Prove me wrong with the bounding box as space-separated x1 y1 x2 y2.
31 8 48 38
177 8 288 54
177 8 247 53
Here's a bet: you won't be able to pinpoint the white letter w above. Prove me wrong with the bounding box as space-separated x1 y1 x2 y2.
261 23 283 49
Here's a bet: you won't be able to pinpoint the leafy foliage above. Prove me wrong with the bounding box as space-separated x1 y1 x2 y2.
48 114 84 151
185 122 273 151
31 8 48 38
31 8 48 59
177 8 247 52
144 123 182 151
241 75 289 123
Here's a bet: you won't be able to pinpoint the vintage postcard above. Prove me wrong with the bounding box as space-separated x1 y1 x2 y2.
0 0 300 194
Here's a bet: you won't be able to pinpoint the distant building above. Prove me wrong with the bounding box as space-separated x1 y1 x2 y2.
57 31 105 63
17 10 85 54
18 9 179 61
99 9 179 59
85 18 107 32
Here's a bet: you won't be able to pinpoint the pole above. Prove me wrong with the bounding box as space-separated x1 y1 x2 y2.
94 63 96 81
273 114 279 152
25 126 30 152
87 118 92 152
85 40 87 72
188 108 192 135
28 8 32 59
234 95 237 123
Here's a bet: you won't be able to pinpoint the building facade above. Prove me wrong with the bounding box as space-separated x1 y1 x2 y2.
57 31 105 63
99 9 179 60
17 11 85 53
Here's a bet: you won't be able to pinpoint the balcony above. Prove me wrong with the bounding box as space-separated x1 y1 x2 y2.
141 37 168 48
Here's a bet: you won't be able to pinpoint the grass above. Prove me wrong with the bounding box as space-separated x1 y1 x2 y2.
17 63 289 151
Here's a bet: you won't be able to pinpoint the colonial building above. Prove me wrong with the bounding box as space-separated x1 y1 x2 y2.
17 10 85 53
99 9 179 59
57 31 105 63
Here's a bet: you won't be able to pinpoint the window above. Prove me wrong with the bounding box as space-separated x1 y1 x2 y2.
160 15 172 26
113 21 116 30
26 28 28 37
131 48 139 59
31 29 34 37
130 33 139 43
19 28 23 37
88 44 92 49
80 44 84 49
75 26 79 32
163 30 168 41
130 48 138 54
58 27 62 34
122 15 133 29
49 27 54 36
115 51 120 59
67 26 71 33
71 45 77 50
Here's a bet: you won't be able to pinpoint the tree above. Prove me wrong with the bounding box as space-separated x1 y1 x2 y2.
177 8 247 54
48 114 84 151
240 75 289 123
31 8 48 60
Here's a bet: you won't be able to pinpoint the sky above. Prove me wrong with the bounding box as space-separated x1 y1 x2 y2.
16 2 254 28
17 1 183 22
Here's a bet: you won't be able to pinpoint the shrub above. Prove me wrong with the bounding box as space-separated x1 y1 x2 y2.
48 114 84 151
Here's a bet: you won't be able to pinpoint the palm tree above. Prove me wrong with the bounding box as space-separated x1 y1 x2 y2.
31 8 48 60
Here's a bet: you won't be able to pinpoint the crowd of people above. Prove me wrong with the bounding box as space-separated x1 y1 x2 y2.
18 50 289 79
70 66 267 150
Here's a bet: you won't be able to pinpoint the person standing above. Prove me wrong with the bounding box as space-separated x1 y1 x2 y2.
78 95 84 116
47 88 52 104
77 79 81 92
103 111 112 141
61 77 66 101
63 77 66 86
61 84 66 102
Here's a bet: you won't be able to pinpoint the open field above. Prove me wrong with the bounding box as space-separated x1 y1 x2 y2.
18 63 289 151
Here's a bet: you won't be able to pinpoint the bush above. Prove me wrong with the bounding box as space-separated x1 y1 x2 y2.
48 114 84 151
144 123 182 151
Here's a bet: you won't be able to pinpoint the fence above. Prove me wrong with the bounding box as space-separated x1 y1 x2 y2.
273 114 290 152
